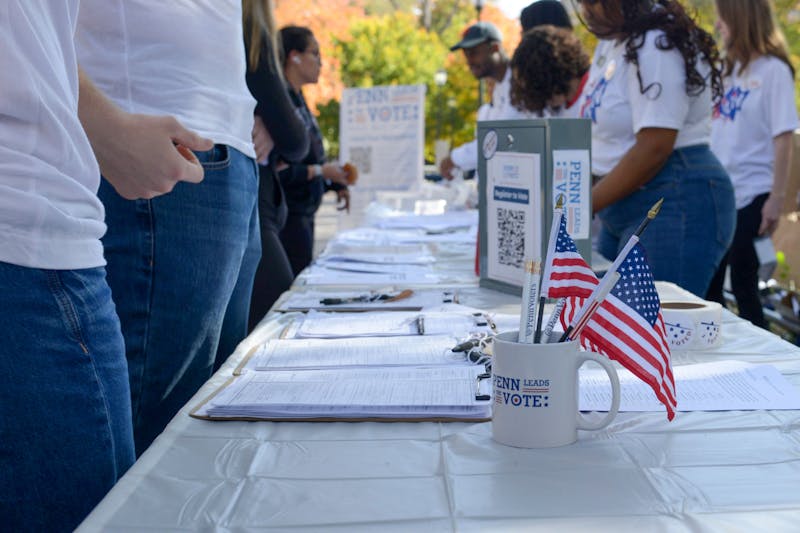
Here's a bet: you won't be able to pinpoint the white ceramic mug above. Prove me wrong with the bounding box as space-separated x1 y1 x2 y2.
491 331 621 448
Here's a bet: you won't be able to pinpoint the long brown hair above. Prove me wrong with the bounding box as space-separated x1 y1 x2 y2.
574 0 724 102
715 0 795 79
242 0 282 74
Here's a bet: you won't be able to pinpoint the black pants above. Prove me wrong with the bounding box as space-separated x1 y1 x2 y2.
707 193 769 329
279 212 315 278
248 228 294 332
244 166 295 337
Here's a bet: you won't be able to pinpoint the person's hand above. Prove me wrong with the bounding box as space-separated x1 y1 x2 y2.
439 155 456 181
322 163 349 186
252 115 274 164
96 114 213 200
759 192 784 235
336 187 350 213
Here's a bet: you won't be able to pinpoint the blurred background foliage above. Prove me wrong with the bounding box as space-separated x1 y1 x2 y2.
275 0 800 161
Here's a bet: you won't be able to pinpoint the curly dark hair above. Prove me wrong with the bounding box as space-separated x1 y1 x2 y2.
510 25 590 113
575 0 723 102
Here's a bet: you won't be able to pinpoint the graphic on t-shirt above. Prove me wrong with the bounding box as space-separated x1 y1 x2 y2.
579 78 608 124
713 86 749 121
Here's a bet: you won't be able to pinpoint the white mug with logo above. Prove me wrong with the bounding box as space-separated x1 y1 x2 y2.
491 331 621 448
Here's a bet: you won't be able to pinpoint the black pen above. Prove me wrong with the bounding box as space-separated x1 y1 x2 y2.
319 295 370 305
416 315 425 335
452 338 479 352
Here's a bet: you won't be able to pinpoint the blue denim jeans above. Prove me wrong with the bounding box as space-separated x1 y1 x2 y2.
99 145 259 455
598 144 736 297
0 262 135 532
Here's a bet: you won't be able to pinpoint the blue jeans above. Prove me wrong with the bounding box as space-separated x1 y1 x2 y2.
0 262 135 532
99 145 259 455
598 144 735 297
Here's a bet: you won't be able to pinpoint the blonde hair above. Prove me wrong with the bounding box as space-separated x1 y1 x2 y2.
242 0 282 74
715 0 794 78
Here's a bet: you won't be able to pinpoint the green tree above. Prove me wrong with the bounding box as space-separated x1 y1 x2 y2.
321 1 516 161
323 12 460 161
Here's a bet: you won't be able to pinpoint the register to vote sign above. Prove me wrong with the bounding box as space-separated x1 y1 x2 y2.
339 84 425 190
486 151 541 286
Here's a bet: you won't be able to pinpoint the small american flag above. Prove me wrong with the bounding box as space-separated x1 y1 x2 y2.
540 210 597 299
543 212 677 420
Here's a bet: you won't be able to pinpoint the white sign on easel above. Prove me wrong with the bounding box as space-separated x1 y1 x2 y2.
339 84 426 190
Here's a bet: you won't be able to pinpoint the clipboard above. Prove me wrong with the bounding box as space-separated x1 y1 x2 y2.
232 334 470 376
189 366 492 423
273 288 460 313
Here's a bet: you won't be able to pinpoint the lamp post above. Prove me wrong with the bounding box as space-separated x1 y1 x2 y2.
475 0 485 106
434 68 447 141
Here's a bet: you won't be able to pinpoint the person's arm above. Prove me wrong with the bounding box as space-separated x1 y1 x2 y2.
77 68 212 200
592 127 677 212
759 130 793 235
439 155 457 180
251 115 275 164
449 139 478 172
245 37 309 163
278 163 312 191
760 60 799 230
334 187 350 213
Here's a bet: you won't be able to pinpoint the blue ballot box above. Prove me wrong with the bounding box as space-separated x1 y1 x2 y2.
477 118 592 295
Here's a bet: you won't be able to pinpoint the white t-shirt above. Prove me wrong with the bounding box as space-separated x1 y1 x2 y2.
76 0 256 159
0 1 106 269
710 56 799 209
451 66 531 170
579 31 713 175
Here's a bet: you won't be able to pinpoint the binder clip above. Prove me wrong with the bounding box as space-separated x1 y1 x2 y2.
475 372 492 401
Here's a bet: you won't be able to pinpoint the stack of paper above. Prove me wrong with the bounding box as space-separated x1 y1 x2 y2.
283 310 495 339
320 243 436 265
373 211 478 232
579 360 800 412
244 335 466 372
200 366 492 421
274 288 459 312
332 227 476 246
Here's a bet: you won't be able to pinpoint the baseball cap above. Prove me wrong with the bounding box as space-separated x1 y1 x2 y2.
520 0 572 32
450 21 503 51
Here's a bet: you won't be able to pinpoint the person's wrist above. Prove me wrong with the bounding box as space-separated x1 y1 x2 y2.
309 164 322 180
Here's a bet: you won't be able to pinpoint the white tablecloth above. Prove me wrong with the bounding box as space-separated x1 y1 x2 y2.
78 281 800 532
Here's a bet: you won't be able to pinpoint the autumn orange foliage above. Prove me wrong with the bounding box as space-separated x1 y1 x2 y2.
274 0 365 114
274 1 520 114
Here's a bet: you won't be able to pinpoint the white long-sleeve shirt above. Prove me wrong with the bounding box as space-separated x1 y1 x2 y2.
451 66 530 171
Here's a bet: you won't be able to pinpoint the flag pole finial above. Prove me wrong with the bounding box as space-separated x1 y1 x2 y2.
647 198 664 220
634 198 664 237
555 194 565 210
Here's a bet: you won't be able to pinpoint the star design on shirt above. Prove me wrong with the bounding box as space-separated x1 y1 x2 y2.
713 86 750 121
579 78 608 124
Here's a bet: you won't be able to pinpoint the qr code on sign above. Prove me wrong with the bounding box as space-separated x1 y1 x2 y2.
496 207 525 268
348 146 372 174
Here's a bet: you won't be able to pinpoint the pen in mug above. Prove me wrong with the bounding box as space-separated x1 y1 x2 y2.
543 297 566 342
518 258 541 343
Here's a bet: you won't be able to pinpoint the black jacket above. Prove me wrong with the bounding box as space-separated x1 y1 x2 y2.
244 35 308 229
278 88 344 217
